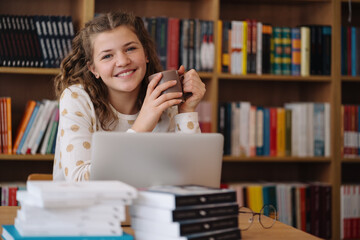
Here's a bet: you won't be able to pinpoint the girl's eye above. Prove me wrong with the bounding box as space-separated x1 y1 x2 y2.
101 54 112 60
126 47 136 52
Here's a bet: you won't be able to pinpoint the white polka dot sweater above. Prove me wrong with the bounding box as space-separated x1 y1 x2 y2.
53 85 201 181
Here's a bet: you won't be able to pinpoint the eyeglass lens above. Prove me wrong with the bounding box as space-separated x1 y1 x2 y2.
260 205 277 229
239 207 254 230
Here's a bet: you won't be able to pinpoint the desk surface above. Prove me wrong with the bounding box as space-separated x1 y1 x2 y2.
0 206 321 240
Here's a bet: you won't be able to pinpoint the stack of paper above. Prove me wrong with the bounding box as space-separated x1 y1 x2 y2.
130 185 242 240
2 180 137 240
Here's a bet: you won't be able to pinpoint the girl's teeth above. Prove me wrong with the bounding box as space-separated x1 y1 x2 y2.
118 70 134 77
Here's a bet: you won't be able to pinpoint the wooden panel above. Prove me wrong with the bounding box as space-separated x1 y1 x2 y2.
220 1 333 26
342 163 360 183
221 162 331 183
0 160 53 182
341 1 360 26
342 81 360 105
94 0 217 20
218 80 331 106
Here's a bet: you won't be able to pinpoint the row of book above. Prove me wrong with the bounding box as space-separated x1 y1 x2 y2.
341 26 360 76
0 15 74 68
341 184 360 240
131 185 241 239
218 102 331 157
342 105 360 158
142 17 215 72
0 97 12 154
0 182 25 206
2 181 136 240
223 182 331 239
12 99 59 155
219 20 331 76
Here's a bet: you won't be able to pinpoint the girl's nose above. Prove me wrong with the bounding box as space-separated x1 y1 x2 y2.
115 52 131 66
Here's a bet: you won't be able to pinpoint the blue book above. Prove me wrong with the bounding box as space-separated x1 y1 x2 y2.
256 106 264 156
351 26 357 76
1 225 133 240
314 103 325 156
263 108 270 156
16 102 40 154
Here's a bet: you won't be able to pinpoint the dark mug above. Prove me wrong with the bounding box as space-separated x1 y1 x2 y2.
148 70 184 101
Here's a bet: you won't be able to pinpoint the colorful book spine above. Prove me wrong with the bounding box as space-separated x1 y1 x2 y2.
291 27 301 76
273 27 282 75
281 27 291 75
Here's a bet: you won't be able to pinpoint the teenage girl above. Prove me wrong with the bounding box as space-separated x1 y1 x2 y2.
52 12 206 181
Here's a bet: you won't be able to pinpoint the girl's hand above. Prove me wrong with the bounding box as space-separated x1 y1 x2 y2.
177 65 206 113
131 73 183 132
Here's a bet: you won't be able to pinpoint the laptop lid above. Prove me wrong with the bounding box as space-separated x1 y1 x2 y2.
90 132 224 188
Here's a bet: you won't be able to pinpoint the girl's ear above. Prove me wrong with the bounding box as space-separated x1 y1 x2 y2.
146 57 149 63
87 62 100 78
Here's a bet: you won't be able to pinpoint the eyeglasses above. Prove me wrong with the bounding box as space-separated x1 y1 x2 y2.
238 204 277 231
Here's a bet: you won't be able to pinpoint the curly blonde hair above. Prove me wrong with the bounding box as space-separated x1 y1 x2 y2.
54 11 162 130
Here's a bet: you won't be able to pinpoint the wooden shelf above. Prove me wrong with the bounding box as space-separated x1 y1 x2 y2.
0 67 59 75
198 72 214 79
0 154 54 161
342 157 360 163
342 76 360 82
223 156 332 163
218 73 332 82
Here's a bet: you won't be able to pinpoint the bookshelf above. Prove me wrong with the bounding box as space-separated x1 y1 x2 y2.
0 0 353 238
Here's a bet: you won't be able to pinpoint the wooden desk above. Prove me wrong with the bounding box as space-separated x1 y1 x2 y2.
0 206 321 240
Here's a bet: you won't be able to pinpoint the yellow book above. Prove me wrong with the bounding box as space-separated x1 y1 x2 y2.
277 108 285 157
242 21 247 75
217 20 223 73
247 185 263 213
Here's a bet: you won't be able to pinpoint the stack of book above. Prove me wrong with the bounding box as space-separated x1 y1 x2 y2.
130 185 241 240
1 180 137 240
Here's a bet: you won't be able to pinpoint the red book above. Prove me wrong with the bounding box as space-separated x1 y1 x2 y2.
353 105 358 156
343 105 350 157
269 108 277 156
166 18 180 70
300 186 307 232
8 186 17 206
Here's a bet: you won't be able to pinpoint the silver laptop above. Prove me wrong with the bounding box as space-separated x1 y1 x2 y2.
90 132 224 188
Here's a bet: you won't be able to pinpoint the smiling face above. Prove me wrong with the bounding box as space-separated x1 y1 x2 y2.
88 25 148 99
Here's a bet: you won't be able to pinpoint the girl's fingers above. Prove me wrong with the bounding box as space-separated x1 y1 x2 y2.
151 80 178 98
147 73 162 94
158 99 183 112
154 92 183 106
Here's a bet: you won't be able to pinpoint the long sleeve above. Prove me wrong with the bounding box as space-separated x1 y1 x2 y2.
53 85 96 181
